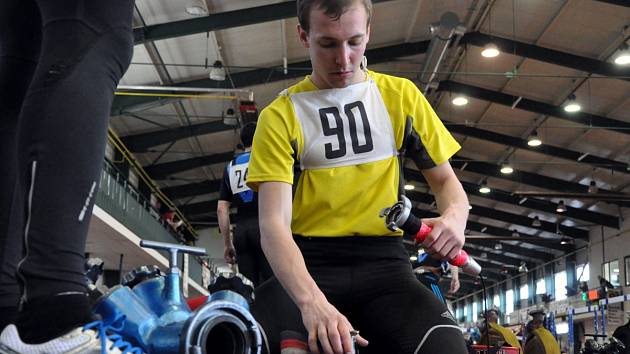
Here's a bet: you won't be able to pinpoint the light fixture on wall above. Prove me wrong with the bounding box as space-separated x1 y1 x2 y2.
452 94 468 106
556 200 567 213
223 107 238 126
527 130 542 147
563 94 581 113
209 60 226 81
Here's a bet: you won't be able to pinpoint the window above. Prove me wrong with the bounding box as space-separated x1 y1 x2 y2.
493 294 500 309
536 278 546 295
473 302 478 322
576 264 590 282
555 271 567 300
506 290 514 318
556 322 569 335
456 307 461 321
520 284 529 301
602 260 620 287
625 256 630 286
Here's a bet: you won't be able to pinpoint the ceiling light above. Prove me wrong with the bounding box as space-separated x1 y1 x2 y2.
404 184 415 190
532 216 542 227
185 1 209 16
588 180 598 194
481 43 500 58
494 243 503 250
468 205 473 210
511 229 520 237
527 130 542 147
480 252 488 258
518 261 528 273
556 200 567 213
452 95 468 106
614 44 630 65
479 182 491 194
563 94 581 113
209 60 226 81
560 237 573 245
500 164 514 174
409 255 418 262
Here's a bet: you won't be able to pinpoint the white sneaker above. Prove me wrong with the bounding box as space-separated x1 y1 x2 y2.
0 320 143 354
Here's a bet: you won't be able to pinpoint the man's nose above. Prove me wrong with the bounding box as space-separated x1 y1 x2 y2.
335 44 350 68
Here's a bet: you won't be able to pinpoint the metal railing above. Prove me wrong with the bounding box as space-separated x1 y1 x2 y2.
96 160 204 286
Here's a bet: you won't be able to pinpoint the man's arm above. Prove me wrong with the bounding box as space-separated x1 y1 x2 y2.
258 182 367 354
217 200 236 264
420 161 469 261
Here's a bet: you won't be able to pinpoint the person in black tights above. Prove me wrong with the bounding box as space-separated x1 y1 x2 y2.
0 1 142 352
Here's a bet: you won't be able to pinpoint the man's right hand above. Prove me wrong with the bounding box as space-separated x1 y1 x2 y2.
300 296 368 354
224 244 236 264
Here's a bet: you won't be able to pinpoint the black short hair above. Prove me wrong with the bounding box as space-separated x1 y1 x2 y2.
297 0 372 33
240 122 256 147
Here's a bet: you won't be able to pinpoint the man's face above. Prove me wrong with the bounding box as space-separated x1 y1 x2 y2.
298 2 370 89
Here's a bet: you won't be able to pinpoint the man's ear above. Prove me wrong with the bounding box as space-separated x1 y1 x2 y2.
297 24 310 48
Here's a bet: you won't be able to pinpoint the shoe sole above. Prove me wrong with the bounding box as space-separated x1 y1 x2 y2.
0 343 21 354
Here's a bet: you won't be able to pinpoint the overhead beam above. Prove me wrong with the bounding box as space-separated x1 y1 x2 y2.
438 80 630 136
117 30 627 115
179 200 217 217
461 32 630 80
161 180 221 200
450 156 630 208
144 152 234 180
403 168 619 228
409 205 568 252
120 121 235 152
133 0 396 45
594 0 630 7
463 248 523 268
465 239 554 262
112 39 431 114
405 190 589 239
446 122 630 175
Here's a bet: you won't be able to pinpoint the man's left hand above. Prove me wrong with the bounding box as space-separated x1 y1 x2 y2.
419 215 465 261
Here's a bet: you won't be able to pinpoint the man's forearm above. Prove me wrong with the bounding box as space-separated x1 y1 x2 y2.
217 202 232 245
434 176 469 226
260 220 326 308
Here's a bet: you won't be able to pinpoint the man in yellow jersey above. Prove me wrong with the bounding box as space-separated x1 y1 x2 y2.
246 1 470 353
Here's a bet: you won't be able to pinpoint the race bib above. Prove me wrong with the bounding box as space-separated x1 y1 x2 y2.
228 162 250 194
290 79 397 170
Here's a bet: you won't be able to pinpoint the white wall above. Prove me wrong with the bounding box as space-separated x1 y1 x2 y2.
586 211 630 290
195 227 230 269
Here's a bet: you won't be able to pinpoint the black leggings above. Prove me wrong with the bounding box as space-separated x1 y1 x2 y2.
234 217 273 287
0 0 134 309
252 236 467 354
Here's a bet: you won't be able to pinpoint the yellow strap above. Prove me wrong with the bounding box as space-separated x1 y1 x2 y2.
533 328 561 354
489 322 523 350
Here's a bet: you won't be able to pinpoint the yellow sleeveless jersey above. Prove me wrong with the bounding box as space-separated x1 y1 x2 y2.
247 71 460 237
